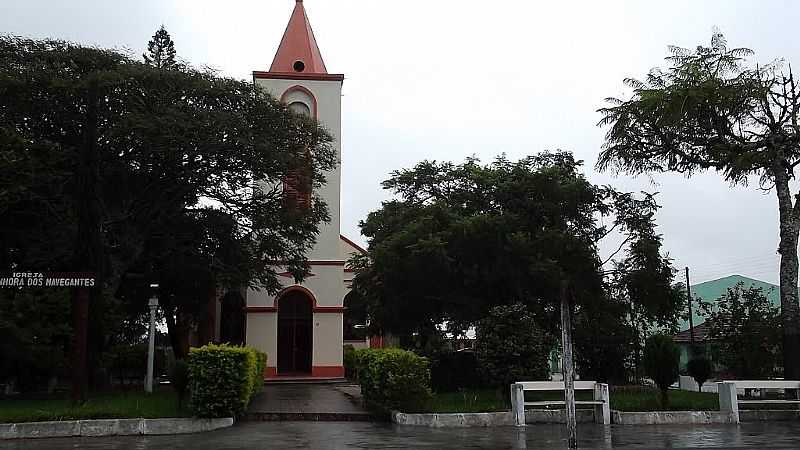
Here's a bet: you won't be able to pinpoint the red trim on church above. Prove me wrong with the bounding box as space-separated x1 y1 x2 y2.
270 260 346 266
340 235 368 255
245 286 345 313
370 335 385 349
311 366 345 377
269 0 328 74
263 366 344 379
254 71 344 82
245 306 278 313
313 306 346 313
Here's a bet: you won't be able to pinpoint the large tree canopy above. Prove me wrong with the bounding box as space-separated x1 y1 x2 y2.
351 152 682 380
597 31 800 377
0 35 337 388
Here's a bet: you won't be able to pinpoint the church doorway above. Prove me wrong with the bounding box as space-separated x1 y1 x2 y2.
277 289 313 374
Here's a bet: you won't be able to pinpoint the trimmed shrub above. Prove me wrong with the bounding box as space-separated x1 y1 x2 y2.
687 357 713 392
343 345 357 380
107 344 166 386
643 334 680 407
187 344 267 418
431 351 481 392
356 348 431 412
475 303 555 389
169 359 190 408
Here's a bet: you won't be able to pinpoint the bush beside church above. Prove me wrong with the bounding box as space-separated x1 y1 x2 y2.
349 348 432 412
187 344 266 418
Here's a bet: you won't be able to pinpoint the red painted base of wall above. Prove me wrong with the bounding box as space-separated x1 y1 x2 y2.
264 366 344 378
311 366 344 378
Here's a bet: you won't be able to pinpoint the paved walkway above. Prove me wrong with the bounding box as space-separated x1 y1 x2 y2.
3 421 800 449
244 383 372 421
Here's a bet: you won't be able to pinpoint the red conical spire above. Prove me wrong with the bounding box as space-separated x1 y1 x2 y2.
270 0 328 74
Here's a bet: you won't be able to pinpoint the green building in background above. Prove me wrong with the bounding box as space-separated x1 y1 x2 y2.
674 275 780 371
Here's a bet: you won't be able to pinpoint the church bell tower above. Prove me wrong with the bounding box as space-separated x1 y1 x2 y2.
246 0 347 378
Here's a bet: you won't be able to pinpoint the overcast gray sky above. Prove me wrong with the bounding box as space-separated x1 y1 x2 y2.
3 0 799 284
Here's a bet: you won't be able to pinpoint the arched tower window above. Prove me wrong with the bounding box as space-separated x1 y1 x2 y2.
288 101 311 117
281 86 317 210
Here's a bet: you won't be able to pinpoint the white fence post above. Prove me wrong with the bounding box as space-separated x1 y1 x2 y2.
718 381 739 424
511 383 525 426
594 383 610 425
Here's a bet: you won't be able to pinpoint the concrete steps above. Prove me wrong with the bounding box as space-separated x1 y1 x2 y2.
241 412 380 422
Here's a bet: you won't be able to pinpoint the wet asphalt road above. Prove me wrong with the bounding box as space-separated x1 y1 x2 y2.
2 421 800 449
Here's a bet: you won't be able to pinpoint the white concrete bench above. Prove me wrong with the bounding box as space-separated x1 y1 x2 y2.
510 380 610 426
718 380 800 423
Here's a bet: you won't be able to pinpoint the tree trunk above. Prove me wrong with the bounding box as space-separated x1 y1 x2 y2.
164 306 187 360
560 280 577 449
70 78 102 404
660 387 669 408
774 167 800 380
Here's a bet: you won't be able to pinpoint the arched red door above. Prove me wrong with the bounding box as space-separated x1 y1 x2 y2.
277 290 313 374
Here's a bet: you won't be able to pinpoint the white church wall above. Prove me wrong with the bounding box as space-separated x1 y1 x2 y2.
254 77 343 263
313 313 344 367
246 313 278 366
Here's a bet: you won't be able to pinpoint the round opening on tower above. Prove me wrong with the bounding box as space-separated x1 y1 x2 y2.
293 60 306 72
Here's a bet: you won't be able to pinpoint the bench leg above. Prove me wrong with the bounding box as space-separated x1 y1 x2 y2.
718 381 739 424
594 383 610 425
511 383 525 426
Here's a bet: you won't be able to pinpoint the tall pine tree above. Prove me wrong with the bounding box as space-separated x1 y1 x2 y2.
144 25 176 69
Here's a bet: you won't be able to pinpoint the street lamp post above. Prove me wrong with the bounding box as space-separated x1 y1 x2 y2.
145 284 159 393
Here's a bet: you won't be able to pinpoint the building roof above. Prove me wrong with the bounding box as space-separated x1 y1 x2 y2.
340 235 367 256
270 0 328 74
678 274 780 332
672 322 712 344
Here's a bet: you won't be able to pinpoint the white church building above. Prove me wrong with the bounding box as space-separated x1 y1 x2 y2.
243 0 372 379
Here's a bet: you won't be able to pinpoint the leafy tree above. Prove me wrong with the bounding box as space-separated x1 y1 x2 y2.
573 295 637 384
0 36 336 392
687 356 712 392
143 25 176 69
475 303 555 389
597 31 800 378
642 334 680 407
0 289 72 392
700 283 782 378
351 153 682 372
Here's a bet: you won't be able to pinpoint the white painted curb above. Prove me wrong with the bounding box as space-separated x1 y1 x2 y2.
0 417 234 440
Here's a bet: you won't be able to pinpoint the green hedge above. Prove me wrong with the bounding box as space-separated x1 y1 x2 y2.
343 345 357 380
187 344 266 418
355 348 431 412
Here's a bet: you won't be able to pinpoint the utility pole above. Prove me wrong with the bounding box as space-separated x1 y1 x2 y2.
560 279 577 449
145 284 159 393
686 267 695 346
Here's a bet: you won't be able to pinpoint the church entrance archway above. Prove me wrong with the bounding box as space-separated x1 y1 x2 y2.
277 289 313 374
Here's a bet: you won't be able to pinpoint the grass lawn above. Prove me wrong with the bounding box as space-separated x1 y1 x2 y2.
419 387 720 413
610 387 718 411
0 389 190 423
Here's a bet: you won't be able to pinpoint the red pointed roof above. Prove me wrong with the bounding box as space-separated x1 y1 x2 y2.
270 0 328 74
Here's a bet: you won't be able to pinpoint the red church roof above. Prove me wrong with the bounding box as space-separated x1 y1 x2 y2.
270 0 328 74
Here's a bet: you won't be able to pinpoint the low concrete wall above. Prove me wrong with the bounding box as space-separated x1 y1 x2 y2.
392 409 595 427
612 410 735 425
0 417 233 440
740 410 800 422
392 408 800 427
392 411 514 427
